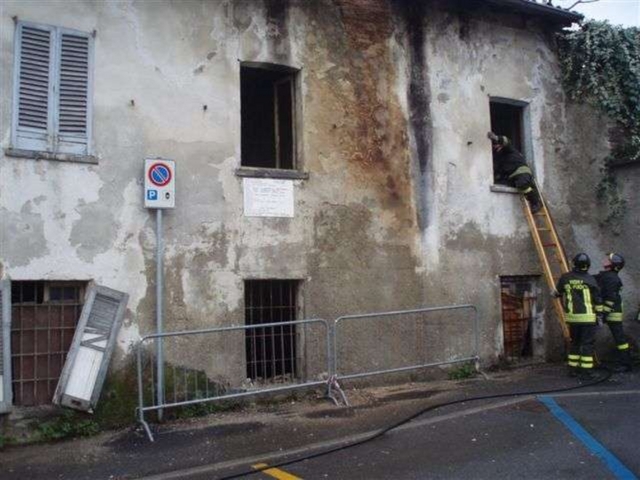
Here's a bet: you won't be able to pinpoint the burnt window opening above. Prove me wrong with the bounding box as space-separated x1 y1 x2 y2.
241 65 297 170
245 280 298 382
500 276 540 360
489 99 527 186
10 281 86 406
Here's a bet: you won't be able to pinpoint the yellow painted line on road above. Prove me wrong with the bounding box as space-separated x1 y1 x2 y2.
252 463 302 480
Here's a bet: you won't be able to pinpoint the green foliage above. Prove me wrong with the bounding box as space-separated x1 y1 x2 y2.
596 163 627 231
34 410 100 442
447 363 477 380
174 398 239 419
92 360 142 429
0 434 14 449
558 21 640 162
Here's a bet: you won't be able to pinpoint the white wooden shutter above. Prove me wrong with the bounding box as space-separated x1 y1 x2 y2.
13 23 55 152
54 285 128 412
55 29 92 155
0 280 12 414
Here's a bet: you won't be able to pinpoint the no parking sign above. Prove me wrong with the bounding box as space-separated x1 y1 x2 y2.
144 159 175 209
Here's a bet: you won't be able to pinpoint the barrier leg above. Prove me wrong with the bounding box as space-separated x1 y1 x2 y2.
328 375 349 407
137 407 155 442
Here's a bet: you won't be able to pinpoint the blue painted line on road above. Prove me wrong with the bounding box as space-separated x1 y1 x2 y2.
539 395 638 480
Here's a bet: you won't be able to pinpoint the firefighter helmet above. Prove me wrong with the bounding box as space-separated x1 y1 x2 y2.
573 253 591 271
607 252 625 271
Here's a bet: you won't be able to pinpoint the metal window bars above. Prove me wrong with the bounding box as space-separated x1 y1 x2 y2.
245 280 298 383
10 281 84 406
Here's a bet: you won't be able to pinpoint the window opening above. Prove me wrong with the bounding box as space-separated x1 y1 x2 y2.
11 281 85 406
241 65 297 170
489 100 525 186
245 280 298 382
500 276 540 359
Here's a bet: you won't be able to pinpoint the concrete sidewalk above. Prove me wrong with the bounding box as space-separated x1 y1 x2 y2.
1 364 637 480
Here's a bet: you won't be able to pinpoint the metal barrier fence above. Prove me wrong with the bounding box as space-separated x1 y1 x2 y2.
135 305 479 441
136 318 332 442
332 305 479 383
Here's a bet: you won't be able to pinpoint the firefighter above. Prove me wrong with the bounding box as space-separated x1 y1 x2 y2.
554 253 602 379
487 132 542 213
595 253 632 372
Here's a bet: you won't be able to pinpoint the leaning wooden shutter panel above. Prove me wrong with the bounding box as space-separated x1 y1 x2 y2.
14 23 53 152
56 31 91 155
53 285 128 412
0 280 12 414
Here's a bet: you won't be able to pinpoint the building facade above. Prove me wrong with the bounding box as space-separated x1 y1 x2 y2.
0 0 637 413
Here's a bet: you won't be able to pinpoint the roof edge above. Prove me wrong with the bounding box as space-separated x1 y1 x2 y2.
482 0 583 24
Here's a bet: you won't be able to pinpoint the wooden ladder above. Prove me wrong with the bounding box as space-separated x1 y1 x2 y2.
521 187 571 342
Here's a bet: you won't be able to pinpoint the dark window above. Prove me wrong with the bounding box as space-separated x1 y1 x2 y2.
10 281 85 406
241 65 297 170
244 280 298 382
490 100 525 185
500 276 540 359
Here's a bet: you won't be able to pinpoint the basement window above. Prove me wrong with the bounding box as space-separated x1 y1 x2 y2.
500 276 541 360
240 64 298 173
489 98 530 187
10 281 86 406
244 280 298 383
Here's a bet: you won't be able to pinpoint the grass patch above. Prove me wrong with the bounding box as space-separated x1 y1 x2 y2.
447 363 477 380
34 410 100 442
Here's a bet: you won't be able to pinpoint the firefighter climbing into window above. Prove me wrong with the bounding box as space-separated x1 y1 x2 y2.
595 252 633 372
487 131 542 213
554 253 602 379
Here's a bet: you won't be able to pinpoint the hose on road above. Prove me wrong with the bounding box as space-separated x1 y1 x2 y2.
219 368 613 479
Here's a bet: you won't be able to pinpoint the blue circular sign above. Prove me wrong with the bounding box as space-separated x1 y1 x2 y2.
148 163 172 187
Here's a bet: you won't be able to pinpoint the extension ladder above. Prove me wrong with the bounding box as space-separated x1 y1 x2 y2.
521 188 571 342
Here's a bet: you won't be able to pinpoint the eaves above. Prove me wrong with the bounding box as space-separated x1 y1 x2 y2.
479 0 583 25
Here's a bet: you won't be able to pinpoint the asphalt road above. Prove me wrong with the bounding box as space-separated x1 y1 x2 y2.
2 366 638 480
210 390 640 480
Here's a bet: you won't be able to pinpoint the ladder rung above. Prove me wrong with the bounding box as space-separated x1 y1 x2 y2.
537 228 550 232
543 243 557 247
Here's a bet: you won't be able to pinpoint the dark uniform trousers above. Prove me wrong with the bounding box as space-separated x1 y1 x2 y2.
604 317 631 367
567 323 597 370
510 168 541 209
595 270 630 366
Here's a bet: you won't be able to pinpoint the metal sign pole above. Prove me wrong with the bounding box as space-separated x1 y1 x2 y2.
144 158 174 421
156 208 164 420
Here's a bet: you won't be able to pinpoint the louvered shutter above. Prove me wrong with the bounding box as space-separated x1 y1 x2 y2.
0 280 12 414
13 23 55 152
53 285 128 412
55 30 92 155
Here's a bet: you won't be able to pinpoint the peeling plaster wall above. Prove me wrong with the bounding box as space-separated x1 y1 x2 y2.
421 4 579 362
0 0 425 387
1 0 629 393
550 102 640 350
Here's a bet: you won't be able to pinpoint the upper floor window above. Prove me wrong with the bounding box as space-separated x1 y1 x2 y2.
240 64 298 170
489 98 529 186
11 21 94 156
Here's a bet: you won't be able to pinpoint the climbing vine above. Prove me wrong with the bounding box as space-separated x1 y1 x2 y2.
558 20 640 160
558 21 640 227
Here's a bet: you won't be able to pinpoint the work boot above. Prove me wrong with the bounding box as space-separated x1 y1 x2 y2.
567 366 579 378
612 350 633 373
530 201 542 214
578 369 597 381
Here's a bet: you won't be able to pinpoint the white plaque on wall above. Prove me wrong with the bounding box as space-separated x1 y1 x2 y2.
243 178 294 218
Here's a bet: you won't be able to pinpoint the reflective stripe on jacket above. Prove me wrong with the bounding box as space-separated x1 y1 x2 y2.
508 165 533 178
555 271 601 324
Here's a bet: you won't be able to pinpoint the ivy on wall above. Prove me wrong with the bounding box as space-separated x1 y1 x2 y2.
558 20 640 162
558 21 640 228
